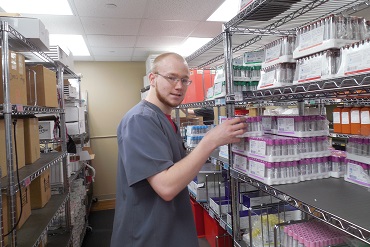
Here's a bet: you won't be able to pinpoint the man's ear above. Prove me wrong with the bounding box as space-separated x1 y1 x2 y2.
148 73 156 87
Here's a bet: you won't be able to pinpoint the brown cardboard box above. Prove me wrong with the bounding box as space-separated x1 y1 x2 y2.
2 186 32 233
0 49 28 105
30 169 51 209
0 119 25 178
26 65 58 107
24 118 40 164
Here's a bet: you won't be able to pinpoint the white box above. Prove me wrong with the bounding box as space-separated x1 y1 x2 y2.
145 54 159 74
66 121 85 135
65 106 85 122
46 46 74 71
39 120 54 139
0 17 49 51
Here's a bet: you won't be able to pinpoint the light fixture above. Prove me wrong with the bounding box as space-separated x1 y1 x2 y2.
207 0 240 22
105 3 118 9
49 34 90 56
0 0 73 15
174 37 212 57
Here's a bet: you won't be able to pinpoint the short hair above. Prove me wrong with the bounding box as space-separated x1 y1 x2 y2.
151 52 187 73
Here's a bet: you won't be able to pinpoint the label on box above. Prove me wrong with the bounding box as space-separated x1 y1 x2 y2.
259 70 275 88
361 111 370 124
265 45 281 63
277 117 295 133
214 82 224 95
297 55 322 83
333 112 340 124
347 163 370 185
249 159 265 179
262 117 272 131
299 25 324 51
249 140 266 156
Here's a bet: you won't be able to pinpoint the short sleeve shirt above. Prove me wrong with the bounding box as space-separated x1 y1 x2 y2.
110 100 198 247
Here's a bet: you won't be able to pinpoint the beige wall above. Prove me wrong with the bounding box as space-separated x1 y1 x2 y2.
74 61 145 200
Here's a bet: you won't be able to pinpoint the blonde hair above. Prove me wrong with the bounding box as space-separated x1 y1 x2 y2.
151 52 187 73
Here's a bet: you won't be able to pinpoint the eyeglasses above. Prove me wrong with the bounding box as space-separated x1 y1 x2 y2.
155 73 192 86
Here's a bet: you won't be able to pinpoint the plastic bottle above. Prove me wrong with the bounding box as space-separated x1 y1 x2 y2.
332 105 343 133
341 105 351 134
360 105 370 136
350 105 361 135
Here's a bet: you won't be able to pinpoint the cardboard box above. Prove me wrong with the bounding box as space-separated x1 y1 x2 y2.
0 49 28 105
24 118 40 164
2 186 32 232
26 65 58 107
0 119 25 178
30 169 51 209
39 120 55 139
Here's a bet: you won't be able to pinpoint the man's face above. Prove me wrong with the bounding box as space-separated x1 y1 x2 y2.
153 56 190 108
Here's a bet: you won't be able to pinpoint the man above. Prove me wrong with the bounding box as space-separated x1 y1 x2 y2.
111 52 246 247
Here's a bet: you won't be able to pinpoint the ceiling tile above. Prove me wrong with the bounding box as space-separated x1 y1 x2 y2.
132 48 167 57
72 0 148 18
87 35 136 47
131 56 148 62
81 17 141 35
190 21 223 38
143 0 224 21
91 47 134 56
136 36 186 48
94 56 133 61
139 19 199 36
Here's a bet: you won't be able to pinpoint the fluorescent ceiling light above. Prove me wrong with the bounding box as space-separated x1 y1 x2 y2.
207 0 240 22
0 0 73 15
172 37 212 57
50 34 90 56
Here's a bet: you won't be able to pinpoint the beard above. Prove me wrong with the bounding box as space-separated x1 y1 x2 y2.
155 86 183 108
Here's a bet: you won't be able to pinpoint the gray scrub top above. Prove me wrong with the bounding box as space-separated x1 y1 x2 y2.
111 100 199 247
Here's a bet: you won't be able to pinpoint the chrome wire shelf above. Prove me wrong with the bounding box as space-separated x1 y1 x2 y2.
241 73 370 103
230 168 370 244
178 100 216 108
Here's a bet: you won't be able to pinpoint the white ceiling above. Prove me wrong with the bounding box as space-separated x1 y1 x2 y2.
1 0 226 62
2 0 370 66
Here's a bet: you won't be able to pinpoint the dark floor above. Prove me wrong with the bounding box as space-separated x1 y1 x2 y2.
81 209 210 247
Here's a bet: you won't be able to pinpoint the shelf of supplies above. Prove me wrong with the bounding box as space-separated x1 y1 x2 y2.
18 194 69 247
230 168 370 244
1 152 67 191
46 229 72 247
186 0 362 69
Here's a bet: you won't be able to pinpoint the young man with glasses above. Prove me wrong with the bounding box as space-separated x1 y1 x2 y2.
111 52 246 247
